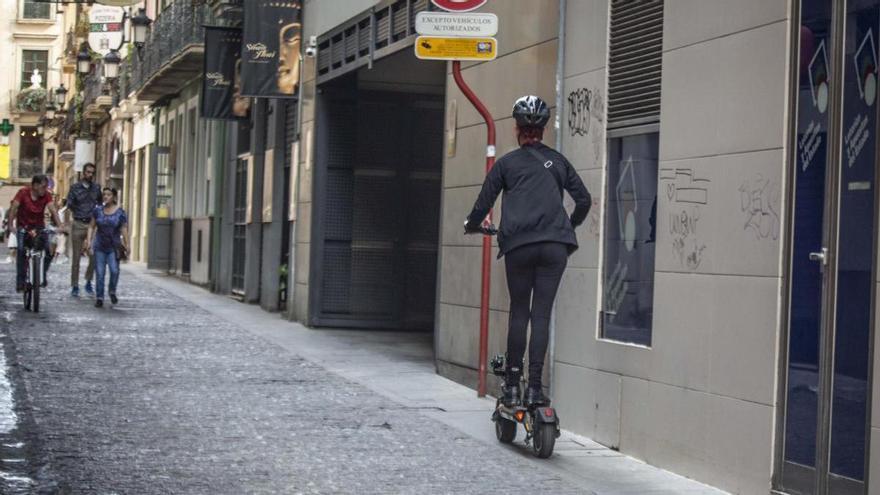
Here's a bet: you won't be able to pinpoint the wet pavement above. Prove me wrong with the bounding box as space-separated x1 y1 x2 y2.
0 259 590 494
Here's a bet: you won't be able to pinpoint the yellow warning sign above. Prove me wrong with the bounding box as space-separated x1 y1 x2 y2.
415 36 497 61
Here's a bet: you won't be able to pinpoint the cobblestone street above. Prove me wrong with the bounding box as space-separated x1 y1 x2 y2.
0 260 724 495
0 261 594 494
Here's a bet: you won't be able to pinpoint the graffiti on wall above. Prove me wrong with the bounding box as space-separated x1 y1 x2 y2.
660 167 710 270
566 87 606 164
739 174 780 241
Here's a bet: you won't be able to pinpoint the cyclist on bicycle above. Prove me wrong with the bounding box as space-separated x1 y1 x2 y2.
6 175 65 292
464 96 591 407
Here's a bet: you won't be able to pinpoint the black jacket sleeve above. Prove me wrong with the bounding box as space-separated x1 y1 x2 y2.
465 160 504 231
564 160 591 228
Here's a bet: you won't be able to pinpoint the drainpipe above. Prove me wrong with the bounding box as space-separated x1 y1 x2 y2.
548 0 567 402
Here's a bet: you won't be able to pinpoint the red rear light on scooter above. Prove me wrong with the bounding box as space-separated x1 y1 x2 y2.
544 408 554 417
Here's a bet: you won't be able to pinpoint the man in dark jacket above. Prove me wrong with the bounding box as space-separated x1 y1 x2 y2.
465 95 591 407
66 163 101 297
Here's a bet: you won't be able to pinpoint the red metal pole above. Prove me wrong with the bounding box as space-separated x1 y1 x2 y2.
452 60 495 397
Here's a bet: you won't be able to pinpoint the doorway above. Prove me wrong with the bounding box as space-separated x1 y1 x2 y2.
778 0 879 493
310 49 445 330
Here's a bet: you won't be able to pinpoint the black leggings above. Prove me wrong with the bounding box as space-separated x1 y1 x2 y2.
504 241 568 388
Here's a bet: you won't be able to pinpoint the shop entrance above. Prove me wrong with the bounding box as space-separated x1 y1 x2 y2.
778 0 879 493
310 50 445 330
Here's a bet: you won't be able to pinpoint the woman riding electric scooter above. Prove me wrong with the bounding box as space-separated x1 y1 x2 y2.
464 95 591 408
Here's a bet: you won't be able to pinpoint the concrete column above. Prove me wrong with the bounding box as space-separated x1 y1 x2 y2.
244 100 267 303
259 99 287 311
210 120 228 293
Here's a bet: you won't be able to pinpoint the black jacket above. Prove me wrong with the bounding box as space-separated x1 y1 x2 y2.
466 143 591 257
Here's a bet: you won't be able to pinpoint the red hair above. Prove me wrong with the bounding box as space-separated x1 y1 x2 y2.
517 125 544 145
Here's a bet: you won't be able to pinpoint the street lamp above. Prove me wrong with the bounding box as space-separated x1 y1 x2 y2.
45 102 57 120
131 8 152 47
77 47 91 75
54 84 68 109
103 49 122 79
36 117 45 136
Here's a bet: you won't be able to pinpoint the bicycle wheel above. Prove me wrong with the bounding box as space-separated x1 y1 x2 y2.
31 256 40 313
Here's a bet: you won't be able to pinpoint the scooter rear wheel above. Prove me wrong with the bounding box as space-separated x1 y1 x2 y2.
495 416 517 443
532 423 556 458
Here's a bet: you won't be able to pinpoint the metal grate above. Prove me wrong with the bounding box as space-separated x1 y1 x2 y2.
607 0 664 128
316 0 436 83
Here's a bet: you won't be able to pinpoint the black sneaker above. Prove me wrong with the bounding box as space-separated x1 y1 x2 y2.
16 284 24 293
40 279 48 288
110 294 118 305
525 387 550 407
95 299 103 308
501 383 520 407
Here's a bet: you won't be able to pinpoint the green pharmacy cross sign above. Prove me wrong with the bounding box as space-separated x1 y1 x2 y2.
0 119 14 137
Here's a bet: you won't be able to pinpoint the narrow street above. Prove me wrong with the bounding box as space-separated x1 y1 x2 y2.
0 261 721 494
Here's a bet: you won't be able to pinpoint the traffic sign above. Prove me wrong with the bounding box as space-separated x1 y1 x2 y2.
416 12 498 37
415 36 497 61
431 0 487 12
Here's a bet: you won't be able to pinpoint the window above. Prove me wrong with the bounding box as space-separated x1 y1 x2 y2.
600 0 664 346
21 0 51 20
21 50 48 90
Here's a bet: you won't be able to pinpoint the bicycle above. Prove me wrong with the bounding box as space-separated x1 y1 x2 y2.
20 228 50 313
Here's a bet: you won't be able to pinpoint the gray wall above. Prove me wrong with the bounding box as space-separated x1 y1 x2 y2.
549 1 790 493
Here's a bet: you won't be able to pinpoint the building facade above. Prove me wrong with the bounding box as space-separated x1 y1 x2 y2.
100 0 880 493
0 0 74 205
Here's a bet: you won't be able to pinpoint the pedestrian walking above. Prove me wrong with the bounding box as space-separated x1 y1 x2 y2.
86 188 128 308
66 163 101 297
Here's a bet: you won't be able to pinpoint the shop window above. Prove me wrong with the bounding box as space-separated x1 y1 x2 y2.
18 126 43 179
600 0 664 346
21 0 51 20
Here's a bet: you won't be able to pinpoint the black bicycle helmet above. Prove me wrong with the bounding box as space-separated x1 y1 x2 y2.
512 95 550 128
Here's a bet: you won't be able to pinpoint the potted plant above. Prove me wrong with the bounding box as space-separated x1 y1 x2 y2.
16 87 48 113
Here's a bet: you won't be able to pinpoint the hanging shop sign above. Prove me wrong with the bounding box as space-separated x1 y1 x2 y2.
416 12 497 37
415 36 497 61
431 0 488 12
88 5 125 55
74 138 96 173
241 0 302 99
202 27 250 120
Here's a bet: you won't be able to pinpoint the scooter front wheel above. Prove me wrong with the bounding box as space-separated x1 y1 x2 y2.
495 416 517 443
532 422 556 458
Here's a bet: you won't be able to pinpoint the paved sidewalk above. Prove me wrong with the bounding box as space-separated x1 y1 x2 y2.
0 260 726 494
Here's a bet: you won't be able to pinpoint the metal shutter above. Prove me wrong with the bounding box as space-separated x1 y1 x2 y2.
607 0 664 128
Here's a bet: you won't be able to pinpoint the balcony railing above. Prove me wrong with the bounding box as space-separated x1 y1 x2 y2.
128 0 212 99
82 71 106 108
83 64 116 122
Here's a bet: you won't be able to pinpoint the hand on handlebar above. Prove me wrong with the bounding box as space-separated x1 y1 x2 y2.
463 219 498 236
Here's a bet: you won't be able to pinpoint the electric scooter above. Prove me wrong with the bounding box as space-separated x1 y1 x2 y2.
465 221 561 457
490 354 560 458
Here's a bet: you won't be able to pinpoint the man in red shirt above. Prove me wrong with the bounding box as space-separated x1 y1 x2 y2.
6 175 65 292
